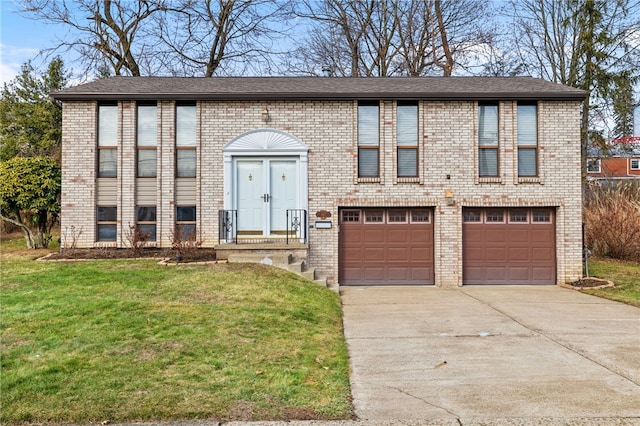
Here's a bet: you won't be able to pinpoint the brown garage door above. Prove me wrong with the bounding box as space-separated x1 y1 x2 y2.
339 208 434 285
462 208 556 285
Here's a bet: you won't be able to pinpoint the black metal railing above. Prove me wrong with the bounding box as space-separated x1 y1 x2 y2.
218 209 307 244
218 209 237 244
287 209 308 244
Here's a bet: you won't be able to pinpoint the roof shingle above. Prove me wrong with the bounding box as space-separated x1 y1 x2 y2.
51 76 588 101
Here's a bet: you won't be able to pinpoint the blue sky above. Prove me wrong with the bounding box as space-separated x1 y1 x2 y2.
0 0 71 85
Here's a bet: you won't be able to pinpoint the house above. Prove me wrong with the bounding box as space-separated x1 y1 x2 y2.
51 76 587 287
586 136 640 181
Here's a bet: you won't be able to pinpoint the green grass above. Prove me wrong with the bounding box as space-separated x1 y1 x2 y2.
584 258 640 307
0 238 353 424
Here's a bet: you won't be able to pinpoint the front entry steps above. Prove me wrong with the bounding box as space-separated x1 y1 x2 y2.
215 243 332 290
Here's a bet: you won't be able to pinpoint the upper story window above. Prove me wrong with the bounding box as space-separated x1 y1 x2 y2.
517 102 538 177
397 102 418 177
587 158 601 173
478 102 499 177
631 159 640 170
98 104 118 178
137 104 157 178
176 104 197 178
358 101 379 178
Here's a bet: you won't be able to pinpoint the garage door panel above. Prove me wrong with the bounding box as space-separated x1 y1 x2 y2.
486 247 507 261
364 229 385 243
339 208 434 285
463 208 556 285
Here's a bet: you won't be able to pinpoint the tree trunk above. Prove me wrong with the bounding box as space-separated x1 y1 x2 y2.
1 214 36 248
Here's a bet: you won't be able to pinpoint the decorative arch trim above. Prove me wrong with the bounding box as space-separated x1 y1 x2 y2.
223 128 308 153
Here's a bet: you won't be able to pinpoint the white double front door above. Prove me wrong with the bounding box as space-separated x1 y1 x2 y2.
235 158 298 235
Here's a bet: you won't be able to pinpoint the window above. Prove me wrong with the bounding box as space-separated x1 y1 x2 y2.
365 210 384 223
532 209 552 223
341 210 360 223
388 209 407 223
97 206 117 241
98 104 117 177
517 103 538 177
631 159 640 170
509 210 528 223
137 104 157 177
136 206 157 241
463 209 482 223
358 102 379 178
397 102 418 177
176 104 197 178
478 102 499 177
485 209 505 223
175 206 196 240
411 209 430 223
587 158 601 173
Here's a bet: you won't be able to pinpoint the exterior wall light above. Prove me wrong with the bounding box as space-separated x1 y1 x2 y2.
261 107 270 122
445 189 455 206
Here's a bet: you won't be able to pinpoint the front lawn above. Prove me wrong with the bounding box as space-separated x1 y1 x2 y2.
584 258 640 307
0 241 353 424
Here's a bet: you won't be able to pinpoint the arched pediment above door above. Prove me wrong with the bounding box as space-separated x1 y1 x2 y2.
223 129 308 154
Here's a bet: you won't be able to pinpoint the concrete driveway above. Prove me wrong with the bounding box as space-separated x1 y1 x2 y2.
341 286 640 421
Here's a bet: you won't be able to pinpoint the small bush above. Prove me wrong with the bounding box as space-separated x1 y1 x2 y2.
584 181 640 262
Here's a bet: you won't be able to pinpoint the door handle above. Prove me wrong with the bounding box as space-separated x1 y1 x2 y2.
261 194 270 202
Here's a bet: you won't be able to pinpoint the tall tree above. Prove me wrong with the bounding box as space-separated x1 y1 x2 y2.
508 0 640 145
289 0 492 77
20 0 167 77
0 57 67 161
154 0 288 77
611 72 636 139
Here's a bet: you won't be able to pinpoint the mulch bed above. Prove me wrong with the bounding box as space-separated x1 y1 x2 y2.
567 277 614 289
44 248 217 262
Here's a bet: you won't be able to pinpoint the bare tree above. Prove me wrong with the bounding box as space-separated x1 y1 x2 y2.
507 0 640 150
19 0 167 76
154 0 289 77
290 0 493 77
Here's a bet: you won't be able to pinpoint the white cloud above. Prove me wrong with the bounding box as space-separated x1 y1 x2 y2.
0 43 42 85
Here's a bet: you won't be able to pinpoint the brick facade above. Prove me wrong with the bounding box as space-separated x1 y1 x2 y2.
59 95 583 287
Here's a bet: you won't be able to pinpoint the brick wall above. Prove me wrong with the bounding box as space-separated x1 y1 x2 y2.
60 98 583 286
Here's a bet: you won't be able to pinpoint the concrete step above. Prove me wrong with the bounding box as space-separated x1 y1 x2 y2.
302 267 316 281
288 260 306 274
227 252 293 267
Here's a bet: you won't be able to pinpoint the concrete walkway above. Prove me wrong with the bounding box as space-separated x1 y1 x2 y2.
341 286 640 422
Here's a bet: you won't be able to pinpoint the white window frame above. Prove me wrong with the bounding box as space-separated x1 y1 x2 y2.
587 158 601 173
630 159 640 170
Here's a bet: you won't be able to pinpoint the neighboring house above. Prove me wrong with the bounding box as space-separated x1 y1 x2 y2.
51 76 587 287
587 136 640 181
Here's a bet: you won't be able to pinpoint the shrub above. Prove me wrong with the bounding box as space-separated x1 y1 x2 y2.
584 181 640 262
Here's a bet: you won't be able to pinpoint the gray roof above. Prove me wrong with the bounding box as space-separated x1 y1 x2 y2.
51 76 588 102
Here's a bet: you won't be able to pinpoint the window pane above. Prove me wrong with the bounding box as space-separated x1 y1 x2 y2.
631 159 639 170
478 105 498 146
177 149 196 177
587 159 600 172
99 105 118 146
136 206 157 222
463 210 482 223
137 224 157 241
479 149 498 177
358 105 379 146
97 224 117 241
137 105 157 147
411 210 430 222
97 206 117 221
99 149 117 177
358 148 379 177
517 104 537 146
176 206 196 222
398 148 417 177
518 148 537 176
137 149 157 177
176 105 196 147
175 224 196 240
397 104 418 146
